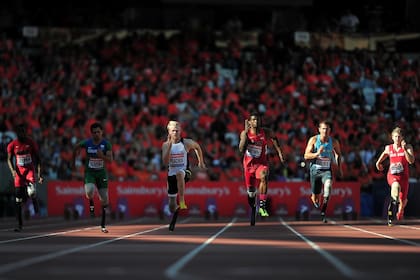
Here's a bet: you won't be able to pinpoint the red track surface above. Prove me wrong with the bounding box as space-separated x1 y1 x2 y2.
1 215 419 280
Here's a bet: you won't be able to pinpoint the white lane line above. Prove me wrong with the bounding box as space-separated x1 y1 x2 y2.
0 226 99 244
280 218 358 279
0 218 147 244
399 225 420 230
0 225 167 274
336 222 420 247
164 218 237 279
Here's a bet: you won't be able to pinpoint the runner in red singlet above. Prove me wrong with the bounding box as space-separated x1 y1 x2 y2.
239 112 284 225
7 124 43 232
376 127 415 226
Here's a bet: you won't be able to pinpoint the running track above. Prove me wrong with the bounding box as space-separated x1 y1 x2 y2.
0 215 419 280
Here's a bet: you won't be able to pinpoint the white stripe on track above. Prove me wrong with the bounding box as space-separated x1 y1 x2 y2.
335 221 420 247
164 218 237 279
0 224 167 274
280 218 358 279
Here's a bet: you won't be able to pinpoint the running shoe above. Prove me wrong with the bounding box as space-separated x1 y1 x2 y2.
321 212 327 223
14 226 22 232
311 196 320 209
258 207 269 217
179 201 188 210
101 227 109 233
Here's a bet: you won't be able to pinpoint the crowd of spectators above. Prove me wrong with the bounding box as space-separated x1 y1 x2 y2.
0 23 419 194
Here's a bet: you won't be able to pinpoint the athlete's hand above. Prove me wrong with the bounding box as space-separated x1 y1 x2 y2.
401 139 407 150
97 149 104 158
244 119 250 132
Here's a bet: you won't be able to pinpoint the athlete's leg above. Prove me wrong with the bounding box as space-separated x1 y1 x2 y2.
97 188 109 233
14 187 24 232
27 182 39 214
176 170 187 209
85 183 96 217
387 182 400 225
320 175 333 223
310 167 321 209
257 167 269 217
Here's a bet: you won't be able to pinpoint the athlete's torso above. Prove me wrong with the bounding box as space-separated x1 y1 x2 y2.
7 138 38 169
243 129 268 166
80 138 112 171
168 140 188 176
388 144 409 176
312 135 334 170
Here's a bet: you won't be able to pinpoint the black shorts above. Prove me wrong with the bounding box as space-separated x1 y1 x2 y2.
167 169 192 195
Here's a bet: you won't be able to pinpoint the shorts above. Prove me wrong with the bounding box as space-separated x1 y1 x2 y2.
167 169 191 195
309 165 332 195
243 164 268 189
14 168 35 188
387 172 409 201
84 169 108 189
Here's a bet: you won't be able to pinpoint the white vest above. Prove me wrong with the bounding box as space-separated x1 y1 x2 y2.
168 142 187 176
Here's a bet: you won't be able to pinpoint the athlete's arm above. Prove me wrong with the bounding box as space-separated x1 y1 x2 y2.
375 145 389 171
304 136 321 160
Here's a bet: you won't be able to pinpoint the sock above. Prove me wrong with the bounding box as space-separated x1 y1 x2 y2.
259 194 267 209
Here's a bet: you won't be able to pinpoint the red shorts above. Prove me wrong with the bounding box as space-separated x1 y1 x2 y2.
387 172 409 201
14 168 35 188
244 164 268 189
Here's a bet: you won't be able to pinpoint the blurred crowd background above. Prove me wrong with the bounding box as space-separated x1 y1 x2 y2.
0 0 419 197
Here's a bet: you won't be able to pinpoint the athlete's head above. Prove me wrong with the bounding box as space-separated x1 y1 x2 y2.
391 126 403 144
15 124 27 142
248 111 261 128
90 122 103 142
318 120 332 137
167 120 181 140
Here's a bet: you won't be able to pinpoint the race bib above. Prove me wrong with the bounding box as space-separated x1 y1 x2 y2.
314 157 331 170
88 158 104 169
170 153 185 168
390 162 404 174
16 154 32 166
246 144 262 158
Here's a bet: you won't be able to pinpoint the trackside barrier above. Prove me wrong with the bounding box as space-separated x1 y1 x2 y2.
47 181 360 220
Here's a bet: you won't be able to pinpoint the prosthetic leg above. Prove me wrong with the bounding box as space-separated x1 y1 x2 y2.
320 180 332 223
248 187 257 226
101 204 108 233
15 198 23 232
388 182 400 226
387 198 398 226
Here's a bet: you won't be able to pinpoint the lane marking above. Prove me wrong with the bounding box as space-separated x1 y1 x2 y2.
280 218 358 279
164 218 237 279
0 218 148 244
334 221 420 247
0 225 167 274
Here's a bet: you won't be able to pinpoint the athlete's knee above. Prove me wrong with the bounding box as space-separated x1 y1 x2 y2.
247 186 257 198
85 183 95 199
27 182 37 197
390 183 400 201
